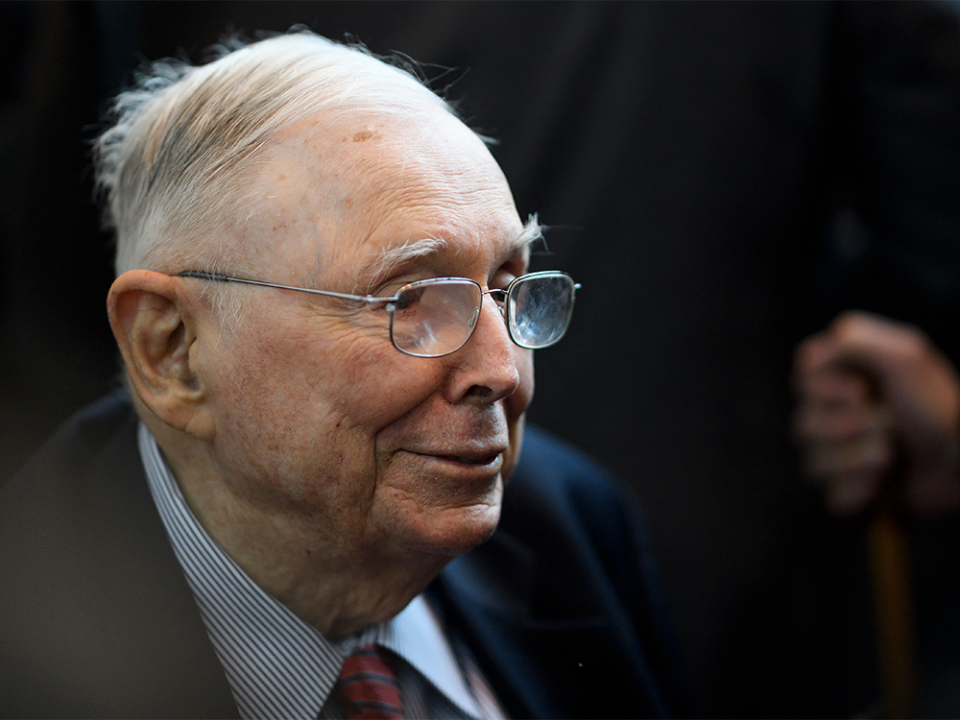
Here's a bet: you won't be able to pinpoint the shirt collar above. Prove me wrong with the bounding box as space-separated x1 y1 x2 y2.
389 595 482 717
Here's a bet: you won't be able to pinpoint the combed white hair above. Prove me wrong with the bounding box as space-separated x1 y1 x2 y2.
94 29 455 279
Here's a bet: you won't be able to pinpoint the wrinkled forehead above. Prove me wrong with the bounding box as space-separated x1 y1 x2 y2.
235 105 525 284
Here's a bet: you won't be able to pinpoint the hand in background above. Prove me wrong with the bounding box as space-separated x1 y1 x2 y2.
793 311 960 516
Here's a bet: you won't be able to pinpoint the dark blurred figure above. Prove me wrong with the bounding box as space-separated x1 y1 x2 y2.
794 310 960 717
4 2 960 717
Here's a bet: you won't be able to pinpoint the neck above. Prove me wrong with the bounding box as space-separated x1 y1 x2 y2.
149 422 448 641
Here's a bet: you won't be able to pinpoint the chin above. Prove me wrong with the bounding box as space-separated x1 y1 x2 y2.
395 499 502 559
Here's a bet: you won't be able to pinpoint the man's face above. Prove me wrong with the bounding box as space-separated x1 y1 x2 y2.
193 105 534 565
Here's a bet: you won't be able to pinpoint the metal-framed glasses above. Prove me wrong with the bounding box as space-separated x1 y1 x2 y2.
178 270 580 358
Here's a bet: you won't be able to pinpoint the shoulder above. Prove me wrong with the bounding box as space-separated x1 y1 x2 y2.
1 391 144 553
3 389 139 493
0 388 147 595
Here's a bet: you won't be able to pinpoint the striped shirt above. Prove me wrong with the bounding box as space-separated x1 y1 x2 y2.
138 423 506 719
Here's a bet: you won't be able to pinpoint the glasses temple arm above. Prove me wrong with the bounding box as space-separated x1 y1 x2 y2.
176 271 395 305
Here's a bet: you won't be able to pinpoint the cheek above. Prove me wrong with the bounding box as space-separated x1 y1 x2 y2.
308 334 448 438
206 322 442 483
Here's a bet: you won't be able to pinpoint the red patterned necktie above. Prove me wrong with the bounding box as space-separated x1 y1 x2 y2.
334 644 404 720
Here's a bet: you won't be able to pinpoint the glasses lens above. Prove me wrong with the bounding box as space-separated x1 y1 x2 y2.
390 279 482 357
508 273 576 349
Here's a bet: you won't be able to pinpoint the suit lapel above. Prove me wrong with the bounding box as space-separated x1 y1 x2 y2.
431 529 647 719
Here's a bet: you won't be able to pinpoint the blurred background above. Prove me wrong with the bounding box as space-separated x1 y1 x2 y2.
3 2 960 717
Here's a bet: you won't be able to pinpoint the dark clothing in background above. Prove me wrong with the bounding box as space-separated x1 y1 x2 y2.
2 2 960 716
0 393 688 719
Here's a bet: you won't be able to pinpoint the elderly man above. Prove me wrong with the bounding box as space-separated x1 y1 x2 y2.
0 32 685 719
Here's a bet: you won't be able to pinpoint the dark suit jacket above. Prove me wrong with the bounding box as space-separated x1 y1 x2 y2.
0 392 688 719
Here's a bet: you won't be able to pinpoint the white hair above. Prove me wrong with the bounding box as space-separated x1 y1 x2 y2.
94 29 456 281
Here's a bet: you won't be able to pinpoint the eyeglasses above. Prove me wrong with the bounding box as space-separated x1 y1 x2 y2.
177 270 580 358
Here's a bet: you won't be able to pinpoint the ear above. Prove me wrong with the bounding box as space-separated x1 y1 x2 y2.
107 270 215 440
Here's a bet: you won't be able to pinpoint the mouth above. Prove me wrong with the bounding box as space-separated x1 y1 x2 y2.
406 447 506 470
438 451 502 465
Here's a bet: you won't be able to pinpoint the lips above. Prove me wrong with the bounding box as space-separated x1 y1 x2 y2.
402 443 507 469
438 452 502 465
403 436 507 462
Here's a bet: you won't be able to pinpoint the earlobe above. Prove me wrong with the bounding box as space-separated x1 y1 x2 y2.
107 270 214 439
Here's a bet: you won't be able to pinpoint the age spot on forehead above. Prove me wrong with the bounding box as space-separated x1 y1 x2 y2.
353 126 380 142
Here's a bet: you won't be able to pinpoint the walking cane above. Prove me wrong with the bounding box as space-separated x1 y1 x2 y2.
868 493 915 719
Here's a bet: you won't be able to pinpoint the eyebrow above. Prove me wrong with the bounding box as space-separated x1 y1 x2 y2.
361 214 543 286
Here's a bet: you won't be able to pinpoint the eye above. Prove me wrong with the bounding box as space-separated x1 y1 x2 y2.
372 275 423 311
393 286 423 313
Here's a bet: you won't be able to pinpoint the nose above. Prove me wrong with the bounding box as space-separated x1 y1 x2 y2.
443 294 523 405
